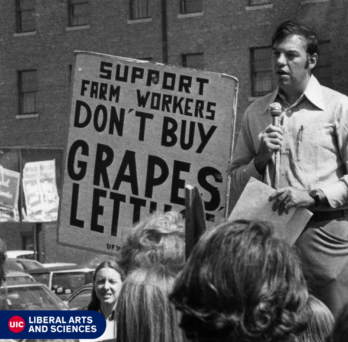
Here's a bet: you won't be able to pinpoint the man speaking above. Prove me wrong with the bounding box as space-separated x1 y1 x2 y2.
231 20 348 316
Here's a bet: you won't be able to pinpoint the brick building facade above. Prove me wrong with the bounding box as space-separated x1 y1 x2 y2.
0 0 347 262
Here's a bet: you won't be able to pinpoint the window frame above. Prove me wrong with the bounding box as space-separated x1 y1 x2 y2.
16 0 36 33
68 0 90 27
180 0 203 14
182 53 204 70
18 69 38 116
130 0 150 20
250 46 274 97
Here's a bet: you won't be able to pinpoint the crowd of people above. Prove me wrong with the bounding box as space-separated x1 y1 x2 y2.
0 210 348 341
81 211 347 342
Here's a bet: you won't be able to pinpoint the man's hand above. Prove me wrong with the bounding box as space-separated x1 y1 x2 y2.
254 124 283 174
268 187 315 215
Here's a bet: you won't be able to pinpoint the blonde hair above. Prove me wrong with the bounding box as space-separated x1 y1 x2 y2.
118 211 185 275
116 265 184 342
294 295 334 342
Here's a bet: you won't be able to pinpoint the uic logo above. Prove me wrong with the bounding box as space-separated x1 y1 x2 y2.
8 316 25 333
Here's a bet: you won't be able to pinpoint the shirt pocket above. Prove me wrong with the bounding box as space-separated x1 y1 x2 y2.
296 122 332 170
296 125 319 166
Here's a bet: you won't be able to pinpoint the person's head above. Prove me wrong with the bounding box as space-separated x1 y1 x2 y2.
290 295 334 342
328 302 348 342
88 260 125 311
271 20 318 97
170 220 308 342
118 211 185 275
116 264 185 342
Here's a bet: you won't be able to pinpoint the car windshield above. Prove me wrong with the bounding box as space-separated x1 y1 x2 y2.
15 259 45 270
6 275 35 285
52 272 91 293
0 285 67 310
5 259 25 272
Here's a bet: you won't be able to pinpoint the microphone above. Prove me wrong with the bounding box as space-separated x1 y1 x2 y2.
269 102 282 127
268 102 282 188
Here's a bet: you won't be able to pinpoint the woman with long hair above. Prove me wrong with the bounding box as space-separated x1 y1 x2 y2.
116 264 185 342
84 260 125 341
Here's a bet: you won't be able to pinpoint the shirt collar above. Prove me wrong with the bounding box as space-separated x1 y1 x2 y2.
99 308 116 321
264 75 325 112
302 75 325 111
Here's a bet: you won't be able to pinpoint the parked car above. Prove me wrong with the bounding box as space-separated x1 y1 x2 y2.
0 282 68 310
6 250 35 259
10 258 45 271
5 258 26 272
6 249 45 271
6 271 36 285
65 283 93 310
0 282 74 342
27 265 95 300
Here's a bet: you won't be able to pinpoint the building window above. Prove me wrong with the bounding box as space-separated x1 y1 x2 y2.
18 70 37 115
16 0 36 33
182 53 204 70
313 41 332 88
251 47 274 97
181 0 202 14
249 0 271 5
130 0 150 19
68 0 90 27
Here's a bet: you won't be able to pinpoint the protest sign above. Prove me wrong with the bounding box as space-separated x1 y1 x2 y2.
58 51 238 254
22 160 60 222
0 166 20 221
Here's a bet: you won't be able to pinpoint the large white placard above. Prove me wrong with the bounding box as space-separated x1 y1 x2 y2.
58 51 238 254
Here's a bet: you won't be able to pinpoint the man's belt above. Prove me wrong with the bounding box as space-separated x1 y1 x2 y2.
310 210 346 222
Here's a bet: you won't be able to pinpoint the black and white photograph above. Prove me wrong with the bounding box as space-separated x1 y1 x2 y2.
0 0 347 341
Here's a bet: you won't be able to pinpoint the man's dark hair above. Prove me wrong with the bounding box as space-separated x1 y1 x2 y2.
170 220 308 342
272 20 319 57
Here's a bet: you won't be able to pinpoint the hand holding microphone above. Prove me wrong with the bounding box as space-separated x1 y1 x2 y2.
268 102 283 159
254 102 283 174
268 102 283 187
269 102 282 127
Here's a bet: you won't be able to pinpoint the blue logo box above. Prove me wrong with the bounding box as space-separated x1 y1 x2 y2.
0 310 106 339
